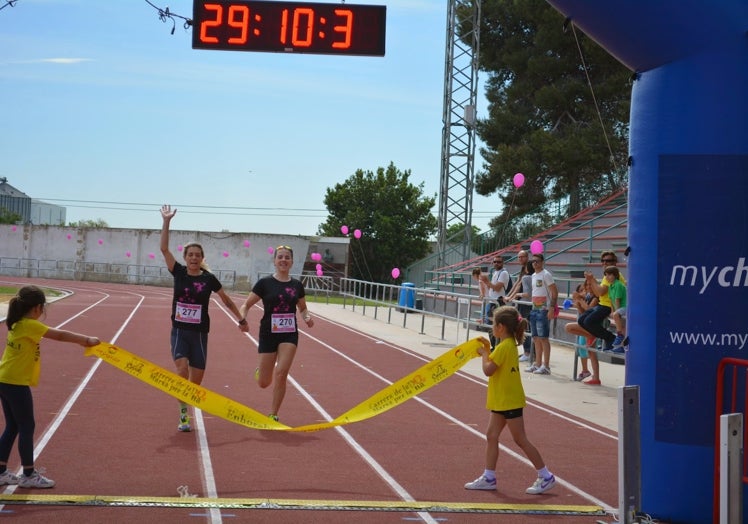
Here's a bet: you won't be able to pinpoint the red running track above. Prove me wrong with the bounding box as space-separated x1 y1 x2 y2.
0 278 618 523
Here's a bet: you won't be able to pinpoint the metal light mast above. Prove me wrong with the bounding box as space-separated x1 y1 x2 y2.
437 0 481 266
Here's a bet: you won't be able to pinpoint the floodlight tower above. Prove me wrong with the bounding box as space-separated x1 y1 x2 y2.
437 0 481 266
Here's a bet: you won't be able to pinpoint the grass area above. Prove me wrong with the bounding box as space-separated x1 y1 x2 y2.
303 294 393 307
0 286 64 304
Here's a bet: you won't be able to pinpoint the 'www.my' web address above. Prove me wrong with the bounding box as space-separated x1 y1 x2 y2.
669 332 748 350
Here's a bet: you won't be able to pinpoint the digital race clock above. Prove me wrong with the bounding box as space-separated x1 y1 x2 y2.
192 1 387 56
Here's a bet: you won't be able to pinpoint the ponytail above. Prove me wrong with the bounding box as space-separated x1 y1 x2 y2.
6 285 46 330
492 305 527 345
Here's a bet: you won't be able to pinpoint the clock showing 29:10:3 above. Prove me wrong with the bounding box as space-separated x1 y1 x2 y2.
192 0 387 56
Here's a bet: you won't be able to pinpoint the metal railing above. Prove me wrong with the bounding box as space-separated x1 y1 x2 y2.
338 277 586 348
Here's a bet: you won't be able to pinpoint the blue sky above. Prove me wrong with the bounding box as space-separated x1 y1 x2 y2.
1 0 497 236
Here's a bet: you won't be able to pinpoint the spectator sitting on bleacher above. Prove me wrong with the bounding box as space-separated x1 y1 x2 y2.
604 266 627 353
578 251 626 353
564 282 598 382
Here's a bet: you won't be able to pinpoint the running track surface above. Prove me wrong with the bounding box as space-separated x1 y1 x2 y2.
0 278 618 523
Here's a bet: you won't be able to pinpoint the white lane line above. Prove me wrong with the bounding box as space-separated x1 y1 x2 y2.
287 374 440 524
301 321 616 513
0 291 143 504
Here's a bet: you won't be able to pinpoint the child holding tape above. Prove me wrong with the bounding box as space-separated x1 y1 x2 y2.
0 285 100 488
239 245 314 422
464 306 556 494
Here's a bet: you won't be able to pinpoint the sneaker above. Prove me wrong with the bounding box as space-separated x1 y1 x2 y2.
464 475 496 490
0 470 19 486
178 410 191 432
612 334 625 348
583 378 602 386
18 470 55 489
525 364 538 373
268 414 279 422
611 346 626 354
576 371 591 381
533 365 551 375
518 354 530 362
525 475 555 495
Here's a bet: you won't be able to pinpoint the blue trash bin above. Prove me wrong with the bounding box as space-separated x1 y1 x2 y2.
398 282 415 310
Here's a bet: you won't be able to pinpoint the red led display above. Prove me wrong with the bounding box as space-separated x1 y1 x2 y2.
192 1 386 56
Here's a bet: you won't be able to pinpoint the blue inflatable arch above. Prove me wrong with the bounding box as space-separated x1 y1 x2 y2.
544 1 748 522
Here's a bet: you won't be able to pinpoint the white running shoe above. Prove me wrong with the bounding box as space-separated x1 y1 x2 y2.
518 354 530 362
464 475 496 490
18 470 55 489
526 475 555 494
533 365 551 375
0 470 19 486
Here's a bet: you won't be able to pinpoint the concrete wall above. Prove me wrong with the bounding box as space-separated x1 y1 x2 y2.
0 224 317 291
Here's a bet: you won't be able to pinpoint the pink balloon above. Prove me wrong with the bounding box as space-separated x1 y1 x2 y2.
66 234 72 240
98 239 103 245
513 172 525 188
177 245 183 251
353 229 362 239
391 267 400 279
530 240 544 255
316 269 323 277
125 251 131 258
11 226 17 232
310 252 322 261
222 251 229 258
315 263 322 271
267 246 274 254
243 240 251 248
340 225 349 235
148 253 155 259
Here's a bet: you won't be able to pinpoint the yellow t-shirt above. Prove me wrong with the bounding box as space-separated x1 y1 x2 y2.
0 318 48 386
598 273 626 308
486 337 526 411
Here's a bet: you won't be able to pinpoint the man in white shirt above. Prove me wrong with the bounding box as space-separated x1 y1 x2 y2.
525 253 558 375
480 256 510 329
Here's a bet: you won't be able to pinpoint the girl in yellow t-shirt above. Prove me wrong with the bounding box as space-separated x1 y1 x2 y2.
464 306 556 495
0 286 99 489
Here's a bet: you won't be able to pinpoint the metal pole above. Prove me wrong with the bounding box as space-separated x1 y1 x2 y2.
719 413 743 524
618 385 641 524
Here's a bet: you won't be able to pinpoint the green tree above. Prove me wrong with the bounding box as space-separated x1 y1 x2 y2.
68 218 109 228
318 163 437 282
0 208 22 224
470 0 631 228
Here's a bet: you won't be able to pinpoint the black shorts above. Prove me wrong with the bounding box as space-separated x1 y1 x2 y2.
491 407 524 419
171 327 208 369
257 331 299 354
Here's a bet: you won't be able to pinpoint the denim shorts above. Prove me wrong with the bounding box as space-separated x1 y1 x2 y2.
529 308 550 338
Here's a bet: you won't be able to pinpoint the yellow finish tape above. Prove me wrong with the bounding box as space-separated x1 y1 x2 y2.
84 338 484 432
0 493 606 514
